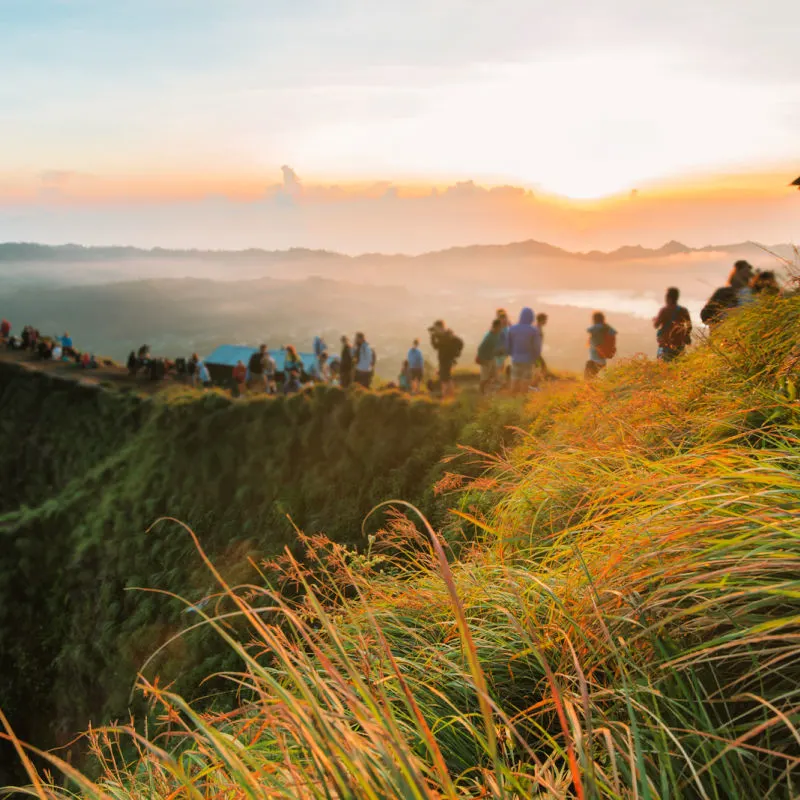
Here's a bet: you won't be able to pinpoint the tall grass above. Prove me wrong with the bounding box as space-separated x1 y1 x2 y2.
3 292 800 798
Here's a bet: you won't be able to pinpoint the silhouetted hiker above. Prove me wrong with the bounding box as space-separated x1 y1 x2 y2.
353 332 375 389
247 344 269 392
232 360 247 396
508 307 542 393
701 260 755 327
21 326 30 350
477 318 503 394
536 313 552 377
585 311 617 380
495 308 511 383
407 338 424 394
752 270 780 296
340 336 353 388
654 287 692 362
430 320 463 398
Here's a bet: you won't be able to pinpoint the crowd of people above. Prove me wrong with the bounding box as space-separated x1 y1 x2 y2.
0 259 785 398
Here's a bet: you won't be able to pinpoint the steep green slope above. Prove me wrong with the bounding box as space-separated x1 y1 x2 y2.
0 371 525 776
9 292 799 798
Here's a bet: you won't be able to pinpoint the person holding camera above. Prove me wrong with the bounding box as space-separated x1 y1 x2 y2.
429 320 463 399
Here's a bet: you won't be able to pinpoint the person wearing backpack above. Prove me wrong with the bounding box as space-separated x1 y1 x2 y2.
353 331 375 389
585 311 617 380
700 260 754 328
654 287 692 362
507 307 543 394
429 319 463 398
476 318 503 394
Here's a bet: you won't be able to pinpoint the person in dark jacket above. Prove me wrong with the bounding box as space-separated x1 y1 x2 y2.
700 260 755 327
654 287 692 361
429 320 463 398
507 307 542 393
340 335 353 388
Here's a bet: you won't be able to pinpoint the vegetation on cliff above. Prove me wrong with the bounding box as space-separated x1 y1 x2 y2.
3 292 800 797
0 371 525 778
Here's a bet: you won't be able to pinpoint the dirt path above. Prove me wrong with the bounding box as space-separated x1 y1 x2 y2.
0 349 187 394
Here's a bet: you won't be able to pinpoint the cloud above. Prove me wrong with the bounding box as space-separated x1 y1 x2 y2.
39 170 77 187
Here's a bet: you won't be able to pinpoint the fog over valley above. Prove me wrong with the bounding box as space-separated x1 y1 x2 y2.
0 239 791 375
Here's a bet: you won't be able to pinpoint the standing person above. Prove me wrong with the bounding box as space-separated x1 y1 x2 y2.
407 338 424 394
353 332 375 389
0 319 10 340
535 313 551 377
495 309 511 384
429 320 463 399
317 352 331 383
61 331 75 358
476 318 503 394
232 359 247 396
700 260 755 327
653 287 692 362
247 344 268 392
585 312 617 380
196 360 212 388
340 336 353 389
507 308 542 394
751 270 780 296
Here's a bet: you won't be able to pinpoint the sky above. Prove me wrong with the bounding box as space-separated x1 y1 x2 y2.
0 0 798 252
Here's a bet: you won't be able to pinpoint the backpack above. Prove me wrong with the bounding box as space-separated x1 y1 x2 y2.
662 307 691 349
596 327 617 360
450 335 464 363
700 287 737 325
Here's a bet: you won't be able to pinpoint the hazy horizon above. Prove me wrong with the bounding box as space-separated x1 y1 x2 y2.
2 1 799 253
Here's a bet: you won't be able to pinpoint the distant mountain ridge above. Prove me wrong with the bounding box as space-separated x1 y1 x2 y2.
0 239 791 263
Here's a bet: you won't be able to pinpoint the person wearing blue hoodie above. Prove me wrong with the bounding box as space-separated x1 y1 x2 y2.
507 307 542 394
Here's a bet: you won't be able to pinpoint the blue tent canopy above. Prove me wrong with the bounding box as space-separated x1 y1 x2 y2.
203 344 318 376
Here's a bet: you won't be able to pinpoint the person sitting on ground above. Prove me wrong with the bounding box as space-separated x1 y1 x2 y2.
653 287 692 362
477 318 503 394
37 339 52 360
232 359 247 396
398 360 411 392
535 313 553 377
353 332 376 389
701 260 755 327
585 311 617 380
340 336 354 388
751 270 780 296
1 319 11 340
429 320 463 399
283 368 302 395
507 307 543 394
81 351 92 369
407 338 424 394
51 342 63 361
